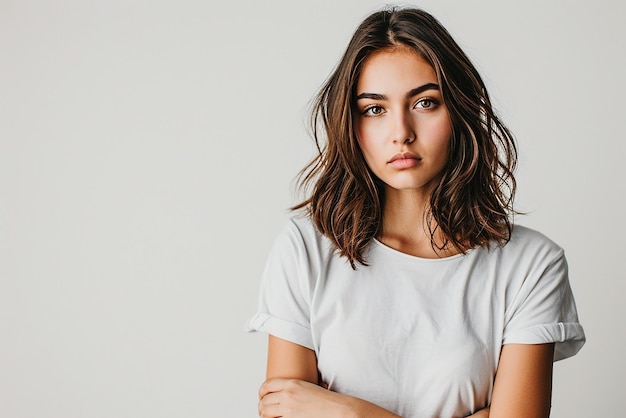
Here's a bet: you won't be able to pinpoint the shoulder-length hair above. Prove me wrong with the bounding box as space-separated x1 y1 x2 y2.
293 6 517 268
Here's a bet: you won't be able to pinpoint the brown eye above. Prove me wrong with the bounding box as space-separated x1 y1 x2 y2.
415 98 439 110
363 105 385 116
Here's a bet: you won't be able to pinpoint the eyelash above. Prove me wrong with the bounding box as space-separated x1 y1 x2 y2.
361 97 440 116
362 105 384 116
415 97 439 110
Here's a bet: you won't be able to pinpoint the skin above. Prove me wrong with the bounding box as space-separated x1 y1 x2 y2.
258 47 555 417
259 337 553 417
354 47 454 258
355 48 451 202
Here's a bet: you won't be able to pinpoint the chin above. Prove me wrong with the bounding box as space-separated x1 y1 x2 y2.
382 177 440 194
385 183 430 192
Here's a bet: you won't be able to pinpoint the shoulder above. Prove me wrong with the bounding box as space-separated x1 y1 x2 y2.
501 224 564 262
285 215 322 240
472 224 567 286
489 225 570 302
277 215 328 253
269 215 339 274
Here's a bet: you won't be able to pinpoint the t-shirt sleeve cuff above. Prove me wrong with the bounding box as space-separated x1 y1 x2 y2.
503 322 586 361
246 312 315 350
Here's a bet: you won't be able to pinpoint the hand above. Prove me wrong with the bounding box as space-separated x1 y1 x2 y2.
258 378 354 418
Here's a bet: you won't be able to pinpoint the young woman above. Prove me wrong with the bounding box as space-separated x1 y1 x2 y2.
247 6 585 418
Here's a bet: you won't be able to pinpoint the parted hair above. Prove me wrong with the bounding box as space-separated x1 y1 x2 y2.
293 6 517 268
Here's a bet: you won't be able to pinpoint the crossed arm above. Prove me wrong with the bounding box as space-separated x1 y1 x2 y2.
258 335 555 418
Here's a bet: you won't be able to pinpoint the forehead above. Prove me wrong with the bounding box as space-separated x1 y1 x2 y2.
357 47 437 93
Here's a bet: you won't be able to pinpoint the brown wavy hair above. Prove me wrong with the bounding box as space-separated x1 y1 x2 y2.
293 6 517 268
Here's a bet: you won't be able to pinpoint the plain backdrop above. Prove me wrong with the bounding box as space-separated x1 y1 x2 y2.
1 0 624 417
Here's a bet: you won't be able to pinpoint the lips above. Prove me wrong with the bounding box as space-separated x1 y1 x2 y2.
388 152 421 168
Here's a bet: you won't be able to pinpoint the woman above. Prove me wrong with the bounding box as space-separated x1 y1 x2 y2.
247 6 585 417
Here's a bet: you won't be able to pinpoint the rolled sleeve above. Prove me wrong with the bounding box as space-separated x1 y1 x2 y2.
246 219 314 349
503 250 586 361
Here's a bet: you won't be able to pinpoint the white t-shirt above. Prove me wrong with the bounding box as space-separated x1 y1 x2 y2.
247 216 585 418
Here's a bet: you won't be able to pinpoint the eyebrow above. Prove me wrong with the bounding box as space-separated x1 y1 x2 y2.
355 82 440 101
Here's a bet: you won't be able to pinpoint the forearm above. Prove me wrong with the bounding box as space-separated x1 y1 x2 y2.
263 336 491 418
259 377 402 418
347 397 489 418
343 395 402 418
467 407 490 417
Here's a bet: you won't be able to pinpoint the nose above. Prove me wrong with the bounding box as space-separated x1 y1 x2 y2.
391 109 415 144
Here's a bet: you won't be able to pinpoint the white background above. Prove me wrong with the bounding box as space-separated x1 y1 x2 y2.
1 0 624 416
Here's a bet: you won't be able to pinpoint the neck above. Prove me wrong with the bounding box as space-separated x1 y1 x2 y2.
380 188 457 259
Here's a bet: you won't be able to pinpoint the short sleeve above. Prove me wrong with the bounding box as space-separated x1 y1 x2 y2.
503 250 585 361
246 219 315 350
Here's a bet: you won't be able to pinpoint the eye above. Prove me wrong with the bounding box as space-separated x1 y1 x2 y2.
363 105 385 116
414 98 439 110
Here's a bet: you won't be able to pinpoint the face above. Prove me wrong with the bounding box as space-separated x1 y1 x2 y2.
354 47 452 196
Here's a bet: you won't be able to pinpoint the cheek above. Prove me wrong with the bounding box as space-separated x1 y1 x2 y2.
418 124 452 170
356 138 379 171
355 125 371 157
353 124 376 171
427 111 452 138
435 137 451 164
430 118 453 156
355 121 382 158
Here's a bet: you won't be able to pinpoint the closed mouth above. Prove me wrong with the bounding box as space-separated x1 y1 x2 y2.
388 152 421 164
